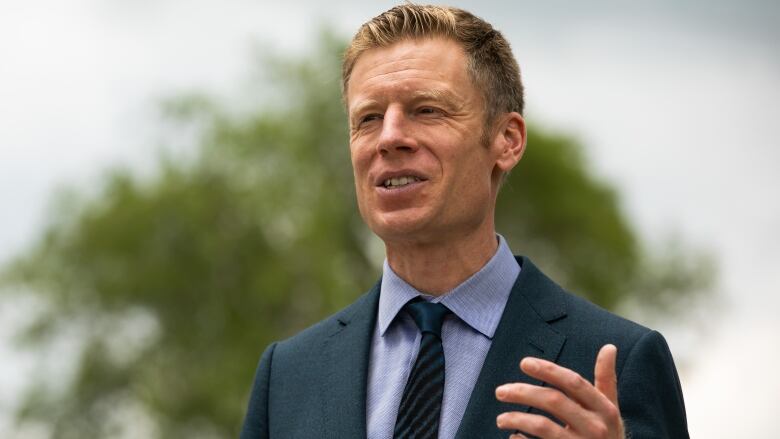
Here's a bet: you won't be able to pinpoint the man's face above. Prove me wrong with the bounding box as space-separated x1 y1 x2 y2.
347 38 504 245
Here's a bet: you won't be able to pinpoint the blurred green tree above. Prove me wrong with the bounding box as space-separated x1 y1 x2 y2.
1 33 712 438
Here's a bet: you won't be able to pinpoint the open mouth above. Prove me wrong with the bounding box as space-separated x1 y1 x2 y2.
382 176 423 189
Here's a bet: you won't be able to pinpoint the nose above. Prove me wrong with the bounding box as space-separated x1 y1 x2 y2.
376 106 418 156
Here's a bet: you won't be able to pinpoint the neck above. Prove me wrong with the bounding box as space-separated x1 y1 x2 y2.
384 224 499 296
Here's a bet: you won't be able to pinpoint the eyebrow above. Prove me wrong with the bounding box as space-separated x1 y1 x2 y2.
349 99 381 123
409 89 463 111
349 88 464 121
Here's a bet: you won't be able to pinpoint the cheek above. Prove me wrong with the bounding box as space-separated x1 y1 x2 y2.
350 146 369 177
448 151 494 195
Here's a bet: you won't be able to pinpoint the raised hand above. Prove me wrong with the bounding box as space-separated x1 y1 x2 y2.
495 344 625 439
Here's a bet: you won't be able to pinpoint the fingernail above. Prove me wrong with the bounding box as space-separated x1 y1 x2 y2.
523 358 538 372
496 413 506 427
496 385 508 398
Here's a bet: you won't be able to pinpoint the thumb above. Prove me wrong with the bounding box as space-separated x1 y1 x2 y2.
594 344 619 406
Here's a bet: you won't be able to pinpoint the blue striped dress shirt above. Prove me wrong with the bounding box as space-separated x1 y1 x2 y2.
366 235 521 439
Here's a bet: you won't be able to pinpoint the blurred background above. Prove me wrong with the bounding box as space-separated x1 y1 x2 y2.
1 0 778 437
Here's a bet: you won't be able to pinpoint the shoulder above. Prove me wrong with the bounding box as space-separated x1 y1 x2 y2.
558 287 650 346
511 256 672 381
514 256 650 347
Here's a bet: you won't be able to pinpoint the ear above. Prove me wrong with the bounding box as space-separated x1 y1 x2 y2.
493 112 526 173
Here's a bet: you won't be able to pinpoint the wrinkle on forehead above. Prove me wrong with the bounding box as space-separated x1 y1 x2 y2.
349 39 464 76
346 38 474 112
359 54 432 72
351 57 451 94
357 69 443 94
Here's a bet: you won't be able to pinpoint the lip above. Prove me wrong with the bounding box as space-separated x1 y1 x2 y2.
375 180 426 197
373 169 429 187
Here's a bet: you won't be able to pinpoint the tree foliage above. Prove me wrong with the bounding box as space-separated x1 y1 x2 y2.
1 33 712 438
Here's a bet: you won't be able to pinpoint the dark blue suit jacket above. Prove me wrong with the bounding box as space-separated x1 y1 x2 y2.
241 257 689 438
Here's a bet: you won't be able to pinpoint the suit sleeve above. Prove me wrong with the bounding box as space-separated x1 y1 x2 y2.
240 342 277 439
618 330 689 439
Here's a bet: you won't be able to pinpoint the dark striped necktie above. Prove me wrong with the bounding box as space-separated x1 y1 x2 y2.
393 300 452 439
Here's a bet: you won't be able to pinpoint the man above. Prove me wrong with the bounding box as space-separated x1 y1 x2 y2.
241 4 688 439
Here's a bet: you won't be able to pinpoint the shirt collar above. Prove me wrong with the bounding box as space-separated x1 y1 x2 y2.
377 235 520 338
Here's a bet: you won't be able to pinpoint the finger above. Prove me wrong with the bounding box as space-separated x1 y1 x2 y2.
520 357 612 414
497 411 566 438
496 383 589 430
594 344 619 407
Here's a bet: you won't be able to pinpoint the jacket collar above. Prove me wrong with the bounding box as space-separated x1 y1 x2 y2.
455 256 568 438
321 281 380 437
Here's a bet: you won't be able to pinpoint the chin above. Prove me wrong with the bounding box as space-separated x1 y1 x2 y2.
366 212 434 243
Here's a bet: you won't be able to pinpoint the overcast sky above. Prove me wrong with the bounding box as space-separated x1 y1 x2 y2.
1 1 779 437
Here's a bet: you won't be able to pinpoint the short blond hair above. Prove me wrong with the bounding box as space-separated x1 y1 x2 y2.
342 4 524 128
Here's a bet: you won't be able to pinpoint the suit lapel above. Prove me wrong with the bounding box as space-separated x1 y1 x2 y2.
321 282 380 438
455 258 567 439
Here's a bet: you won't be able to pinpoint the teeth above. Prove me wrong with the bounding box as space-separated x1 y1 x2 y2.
383 176 421 188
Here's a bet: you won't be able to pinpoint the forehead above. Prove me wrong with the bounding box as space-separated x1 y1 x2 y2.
346 38 473 108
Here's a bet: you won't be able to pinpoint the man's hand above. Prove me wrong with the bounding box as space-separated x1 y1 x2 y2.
495 344 624 439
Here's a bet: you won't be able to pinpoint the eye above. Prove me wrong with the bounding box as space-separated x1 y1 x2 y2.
358 113 382 127
417 106 442 116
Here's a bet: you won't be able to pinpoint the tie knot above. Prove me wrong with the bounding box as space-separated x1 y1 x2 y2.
404 300 451 337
